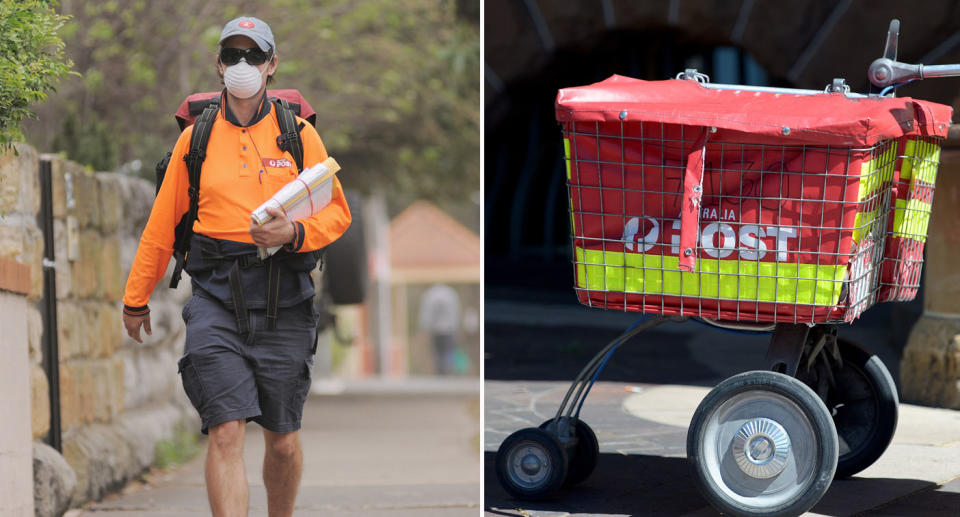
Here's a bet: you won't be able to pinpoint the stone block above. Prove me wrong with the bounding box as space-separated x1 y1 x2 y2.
91 360 112 423
92 302 123 359
71 168 100 230
118 403 184 472
41 154 64 218
70 230 103 298
56 301 85 361
123 346 178 409
17 143 40 218
27 303 43 365
0 213 24 259
0 142 41 217
900 315 960 409
30 364 50 439
60 360 98 431
23 225 44 301
96 173 122 235
115 175 155 237
52 218 72 300
100 236 124 303
62 424 137 507
111 356 124 417
57 362 82 431
0 146 20 214
33 441 77 517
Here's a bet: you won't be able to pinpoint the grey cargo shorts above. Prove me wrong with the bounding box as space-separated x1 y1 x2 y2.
177 289 317 434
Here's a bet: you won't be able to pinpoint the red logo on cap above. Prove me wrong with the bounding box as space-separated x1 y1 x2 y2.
239 20 255 28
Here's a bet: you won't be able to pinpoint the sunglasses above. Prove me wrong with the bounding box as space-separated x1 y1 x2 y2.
219 47 273 66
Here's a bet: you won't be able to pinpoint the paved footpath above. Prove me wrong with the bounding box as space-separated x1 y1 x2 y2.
484 299 960 516
485 380 960 517
70 379 482 516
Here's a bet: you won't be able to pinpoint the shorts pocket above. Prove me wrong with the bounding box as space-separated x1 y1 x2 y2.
295 358 313 407
181 294 198 323
177 354 207 411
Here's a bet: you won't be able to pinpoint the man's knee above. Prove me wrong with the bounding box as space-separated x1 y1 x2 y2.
208 419 245 453
265 431 300 460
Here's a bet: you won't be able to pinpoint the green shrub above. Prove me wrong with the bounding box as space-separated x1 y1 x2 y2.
0 0 73 150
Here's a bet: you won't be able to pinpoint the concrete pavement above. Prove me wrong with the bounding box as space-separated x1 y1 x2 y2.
484 299 960 516
485 380 960 516
70 381 482 516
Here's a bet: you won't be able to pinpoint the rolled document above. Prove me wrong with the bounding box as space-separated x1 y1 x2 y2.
250 156 341 258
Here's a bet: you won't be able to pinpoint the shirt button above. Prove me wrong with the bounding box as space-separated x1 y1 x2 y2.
241 129 246 133
243 146 247 150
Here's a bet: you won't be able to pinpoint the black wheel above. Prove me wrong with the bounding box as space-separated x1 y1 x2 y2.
495 427 569 499
323 190 368 305
826 338 899 478
539 417 599 486
687 371 838 517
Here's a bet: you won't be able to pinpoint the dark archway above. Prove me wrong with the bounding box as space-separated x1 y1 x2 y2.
484 1 960 296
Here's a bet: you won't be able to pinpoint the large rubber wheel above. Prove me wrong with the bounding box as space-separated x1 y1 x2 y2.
495 427 569 499
687 371 838 517
323 190 367 305
539 417 599 486
827 339 899 478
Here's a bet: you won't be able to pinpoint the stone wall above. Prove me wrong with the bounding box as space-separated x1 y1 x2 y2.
0 143 198 516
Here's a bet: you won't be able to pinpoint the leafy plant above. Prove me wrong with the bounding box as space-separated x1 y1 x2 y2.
0 0 73 150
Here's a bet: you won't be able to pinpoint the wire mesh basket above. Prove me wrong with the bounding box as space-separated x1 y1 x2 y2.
556 75 949 324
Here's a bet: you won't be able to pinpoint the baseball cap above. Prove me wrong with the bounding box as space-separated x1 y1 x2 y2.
219 16 275 53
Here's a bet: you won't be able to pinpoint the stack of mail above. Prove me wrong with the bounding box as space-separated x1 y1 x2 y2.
250 156 341 258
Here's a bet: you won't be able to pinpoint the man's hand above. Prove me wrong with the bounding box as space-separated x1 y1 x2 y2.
250 205 295 248
122 311 152 344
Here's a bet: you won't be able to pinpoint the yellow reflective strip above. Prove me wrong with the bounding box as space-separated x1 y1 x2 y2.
892 198 932 241
900 139 917 180
575 247 845 306
563 138 572 180
914 140 940 185
853 143 895 243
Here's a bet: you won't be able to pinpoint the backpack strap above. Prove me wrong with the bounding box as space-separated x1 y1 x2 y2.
272 98 305 173
169 102 219 288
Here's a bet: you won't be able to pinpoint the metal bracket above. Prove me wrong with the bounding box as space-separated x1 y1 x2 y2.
825 78 850 94
677 68 710 84
764 324 812 376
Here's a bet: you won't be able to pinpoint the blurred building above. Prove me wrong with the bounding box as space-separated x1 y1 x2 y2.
390 201 481 376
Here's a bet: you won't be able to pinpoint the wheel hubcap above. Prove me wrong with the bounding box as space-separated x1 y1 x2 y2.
509 443 551 487
731 418 791 479
520 453 542 475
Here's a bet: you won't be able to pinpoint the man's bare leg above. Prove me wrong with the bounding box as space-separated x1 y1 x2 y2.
206 420 248 517
262 429 303 517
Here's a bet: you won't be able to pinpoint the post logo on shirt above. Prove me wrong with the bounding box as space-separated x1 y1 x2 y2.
262 157 293 169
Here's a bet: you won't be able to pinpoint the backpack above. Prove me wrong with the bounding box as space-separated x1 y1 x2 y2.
155 89 318 288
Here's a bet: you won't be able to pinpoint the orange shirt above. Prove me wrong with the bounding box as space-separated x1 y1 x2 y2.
123 101 351 309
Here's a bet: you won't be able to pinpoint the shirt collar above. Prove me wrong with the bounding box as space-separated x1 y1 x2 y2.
221 89 271 127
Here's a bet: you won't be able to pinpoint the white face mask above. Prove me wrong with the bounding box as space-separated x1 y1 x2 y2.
223 58 265 99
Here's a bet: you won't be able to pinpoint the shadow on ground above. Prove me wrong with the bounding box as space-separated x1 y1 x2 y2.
484 451 955 517
484 451 706 516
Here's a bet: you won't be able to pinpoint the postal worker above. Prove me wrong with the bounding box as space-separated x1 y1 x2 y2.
121 16 351 517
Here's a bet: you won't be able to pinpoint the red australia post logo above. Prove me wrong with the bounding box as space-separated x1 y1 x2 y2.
262 157 293 169
239 20 255 28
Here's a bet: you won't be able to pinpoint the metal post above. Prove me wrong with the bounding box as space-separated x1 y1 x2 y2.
38 158 61 452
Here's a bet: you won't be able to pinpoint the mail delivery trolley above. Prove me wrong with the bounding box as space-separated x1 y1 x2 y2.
494 20 956 517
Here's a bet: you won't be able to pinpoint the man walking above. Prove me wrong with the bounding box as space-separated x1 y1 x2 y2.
121 16 351 516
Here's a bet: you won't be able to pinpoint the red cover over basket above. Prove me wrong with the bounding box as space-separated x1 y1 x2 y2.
556 75 952 324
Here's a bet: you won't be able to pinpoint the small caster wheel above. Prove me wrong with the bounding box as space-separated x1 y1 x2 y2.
687 371 838 517
495 427 569 499
539 417 599 486
828 338 899 478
